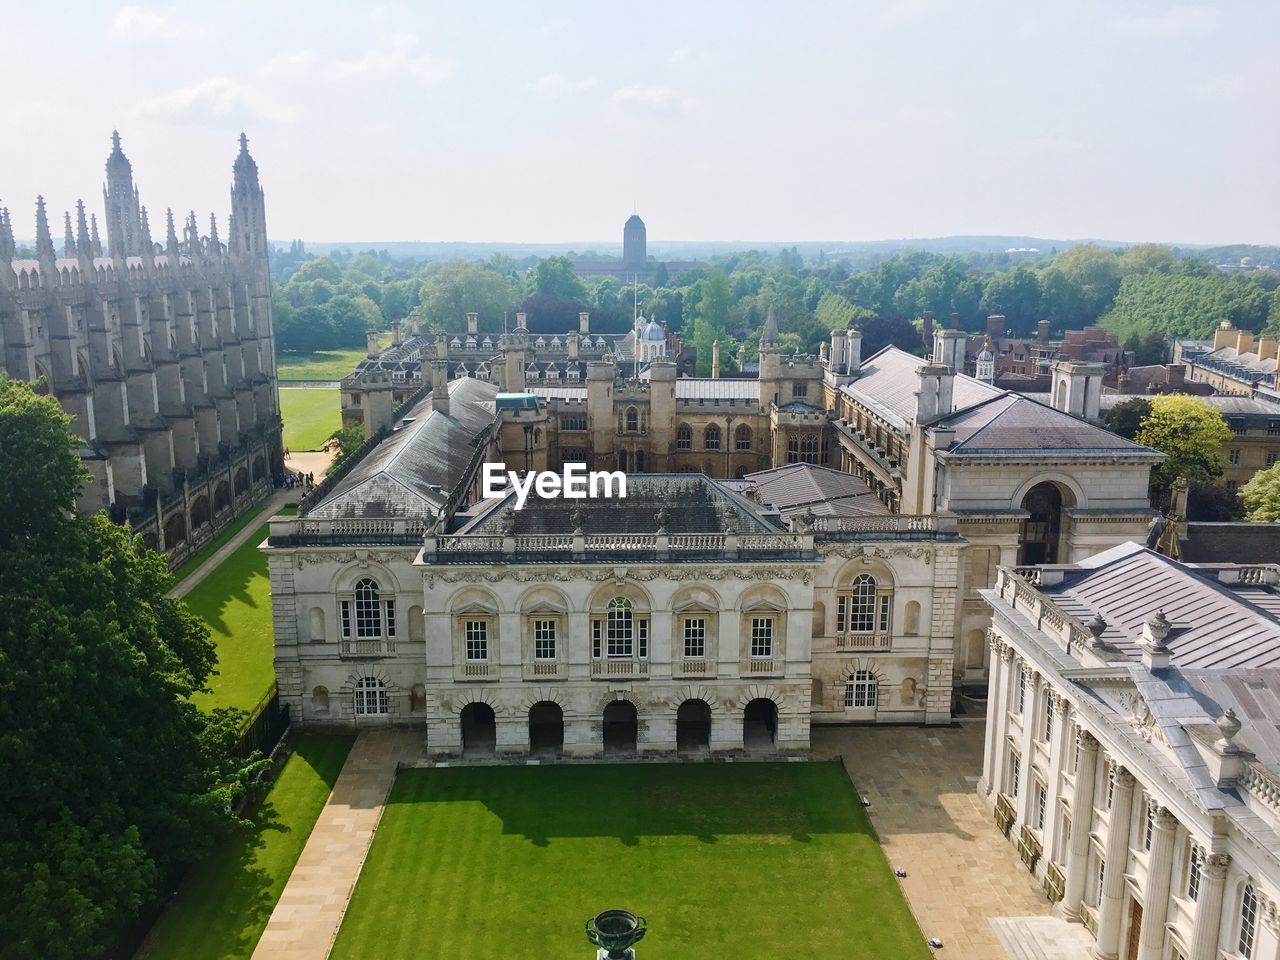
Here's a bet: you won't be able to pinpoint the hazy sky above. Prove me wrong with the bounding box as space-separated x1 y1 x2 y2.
5 1 1277 245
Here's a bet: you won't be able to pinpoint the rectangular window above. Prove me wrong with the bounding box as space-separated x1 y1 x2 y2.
607 613 633 658
1229 448 1241 465
1035 781 1047 830
1144 802 1154 852
792 382 807 398
560 415 587 432
1106 765 1116 810
750 617 774 658
1017 665 1027 714
464 620 488 661
1009 750 1021 799
340 599 351 639
384 600 396 639
592 619 602 659
1043 695 1054 743
1187 843 1200 902
533 619 557 660
356 596 381 638
637 618 649 659
1269 451 1279 467
1094 858 1106 907
836 595 848 633
878 593 892 634
683 618 706 659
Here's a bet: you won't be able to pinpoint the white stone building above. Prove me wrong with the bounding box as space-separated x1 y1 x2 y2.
980 543 1280 960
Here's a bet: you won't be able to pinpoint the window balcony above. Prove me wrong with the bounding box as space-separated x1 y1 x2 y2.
834 632 892 652
744 658 781 677
523 661 566 681
456 661 497 682
675 659 713 677
340 638 396 658
591 660 650 679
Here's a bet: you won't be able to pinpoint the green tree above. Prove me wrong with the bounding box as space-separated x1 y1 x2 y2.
0 377 261 959
289 256 342 285
1041 244 1121 327
1102 397 1151 440
1241 462 1280 522
1135 394 1234 490
529 256 587 301
686 271 732 375
979 265 1043 334
418 261 516 331
325 422 366 474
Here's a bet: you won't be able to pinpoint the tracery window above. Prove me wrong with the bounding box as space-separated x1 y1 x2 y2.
677 423 692 449
705 424 721 450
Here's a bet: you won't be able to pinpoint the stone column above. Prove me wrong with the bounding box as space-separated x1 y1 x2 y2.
980 632 1006 794
1093 767 1136 960
1061 731 1100 922
1187 854 1231 960
1137 806 1179 960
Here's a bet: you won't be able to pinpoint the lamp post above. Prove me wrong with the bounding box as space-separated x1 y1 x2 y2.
586 910 647 960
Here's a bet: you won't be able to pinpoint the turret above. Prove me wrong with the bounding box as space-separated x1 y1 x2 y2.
75 201 94 272
103 131 145 257
208 213 221 255
35 196 56 271
63 212 76 257
139 206 154 262
89 213 103 258
0 206 15 263
228 132 268 263
164 208 180 265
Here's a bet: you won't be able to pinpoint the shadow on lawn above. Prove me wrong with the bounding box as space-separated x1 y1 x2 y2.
387 761 873 846
183 526 269 637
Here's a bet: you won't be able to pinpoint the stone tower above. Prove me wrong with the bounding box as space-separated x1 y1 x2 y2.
229 133 268 260
623 214 646 270
103 131 144 257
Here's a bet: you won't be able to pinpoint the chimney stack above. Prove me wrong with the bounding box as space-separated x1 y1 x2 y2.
391 319 402 346
986 314 1005 339
914 362 953 423
1050 361 1105 422
1213 321 1234 350
466 311 478 335
933 328 967 374
1236 329 1256 356
846 329 862 375
431 360 450 416
1258 335 1278 363
1037 319 1051 343
579 311 590 334
366 330 380 359
515 311 528 330
711 340 721 379
435 333 448 359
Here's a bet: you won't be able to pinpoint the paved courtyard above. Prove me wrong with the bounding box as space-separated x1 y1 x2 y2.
812 722 1073 960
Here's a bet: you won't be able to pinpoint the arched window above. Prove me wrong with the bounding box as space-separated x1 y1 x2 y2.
845 670 877 708
340 578 396 646
607 597 634 658
354 578 382 638
735 424 752 451
677 423 692 450
625 407 639 432
837 574 891 635
1240 883 1258 958
354 676 388 716
705 424 721 450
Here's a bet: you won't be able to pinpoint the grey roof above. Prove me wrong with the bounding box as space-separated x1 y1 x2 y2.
674 378 757 400
467 474 777 535
840 347 1003 429
1181 523 1280 564
940 395 1154 454
531 386 588 401
1041 542 1280 668
745 463 889 519
306 378 497 520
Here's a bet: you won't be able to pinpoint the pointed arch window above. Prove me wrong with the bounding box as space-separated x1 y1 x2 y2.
705 424 721 450
735 424 752 451
677 423 692 450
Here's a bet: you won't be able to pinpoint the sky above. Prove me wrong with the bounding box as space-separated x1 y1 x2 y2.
4 1 1278 246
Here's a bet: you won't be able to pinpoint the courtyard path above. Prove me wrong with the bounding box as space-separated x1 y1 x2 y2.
812 723 1077 960
250 729 423 960
170 490 291 599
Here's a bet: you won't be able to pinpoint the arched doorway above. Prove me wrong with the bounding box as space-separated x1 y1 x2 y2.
676 699 711 754
602 700 638 756
743 698 778 751
460 702 496 757
529 701 564 757
1018 482 1065 565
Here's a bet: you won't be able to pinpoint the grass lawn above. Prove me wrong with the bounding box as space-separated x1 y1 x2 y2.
280 386 341 451
138 736 355 960
183 521 275 714
331 762 928 960
276 333 389 381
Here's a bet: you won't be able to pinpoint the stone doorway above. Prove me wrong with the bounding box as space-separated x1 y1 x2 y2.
602 700 638 756
743 698 777 752
528 701 564 757
676 699 712 754
460 702 496 758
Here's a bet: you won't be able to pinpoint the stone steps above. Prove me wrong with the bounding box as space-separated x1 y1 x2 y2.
989 916 1093 960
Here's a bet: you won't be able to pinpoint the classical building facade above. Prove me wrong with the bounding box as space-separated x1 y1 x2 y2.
0 132 282 563
1176 322 1280 395
981 543 1280 960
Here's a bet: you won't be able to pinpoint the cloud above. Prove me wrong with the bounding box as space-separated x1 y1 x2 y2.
1111 4 1219 37
259 50 321 80
131 78 297 124
531 73 598 97
611 85 693 118
334 33 452 83
669 47 692 64
111 5 183 40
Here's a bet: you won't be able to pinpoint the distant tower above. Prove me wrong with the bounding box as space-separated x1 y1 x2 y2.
228 132 268 262
975 336 996 383
103 131 144 257
623 214 646 269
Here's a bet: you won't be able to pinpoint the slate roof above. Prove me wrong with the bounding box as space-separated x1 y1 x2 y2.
1181 523 1280 564
745 463 889 519
674 378 758 400
1040 542 1280 668
840 346 1003 429
466 474 777 535
305 378 498 520
940 395 1154 455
